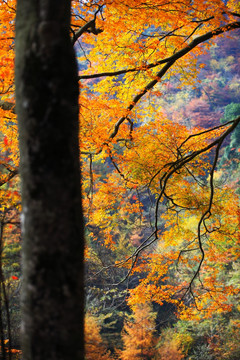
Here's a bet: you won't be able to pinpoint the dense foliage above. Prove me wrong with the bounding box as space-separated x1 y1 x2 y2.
0 0 240 358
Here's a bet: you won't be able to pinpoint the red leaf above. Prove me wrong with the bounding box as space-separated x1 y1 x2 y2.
4 137 8 146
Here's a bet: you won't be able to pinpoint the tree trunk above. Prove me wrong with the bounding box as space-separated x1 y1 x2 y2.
15 1 84 359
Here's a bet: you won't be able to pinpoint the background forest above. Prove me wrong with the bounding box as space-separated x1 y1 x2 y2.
0 0 240 359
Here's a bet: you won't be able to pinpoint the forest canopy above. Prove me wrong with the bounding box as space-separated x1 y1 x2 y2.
0 0 240 359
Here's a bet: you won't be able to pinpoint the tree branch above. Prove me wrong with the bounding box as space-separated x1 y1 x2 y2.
0 163 18 187
79 21 240 80
0 101 15 112
72 7 103 44
105 21 240 141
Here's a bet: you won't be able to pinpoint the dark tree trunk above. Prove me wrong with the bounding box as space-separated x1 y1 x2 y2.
15 1 84 359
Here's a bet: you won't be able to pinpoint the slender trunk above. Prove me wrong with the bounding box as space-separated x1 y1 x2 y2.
15 1 84 359
1 275 12 360
0 222 6 360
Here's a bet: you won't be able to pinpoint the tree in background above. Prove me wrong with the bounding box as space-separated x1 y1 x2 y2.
119 303 157 360
156 326 193 360
85 313 112 360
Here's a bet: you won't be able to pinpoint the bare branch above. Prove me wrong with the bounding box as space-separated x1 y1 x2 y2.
186 131 225 295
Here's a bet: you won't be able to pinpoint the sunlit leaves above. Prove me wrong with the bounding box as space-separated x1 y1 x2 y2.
85 313 112 360
0 0 239 332
119 302 157 360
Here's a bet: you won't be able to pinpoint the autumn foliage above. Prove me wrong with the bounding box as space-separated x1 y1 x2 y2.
119 303 157 360
85 313 112 360
0 0 240 357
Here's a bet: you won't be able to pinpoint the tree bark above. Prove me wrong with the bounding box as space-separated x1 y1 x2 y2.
15 1 84 359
